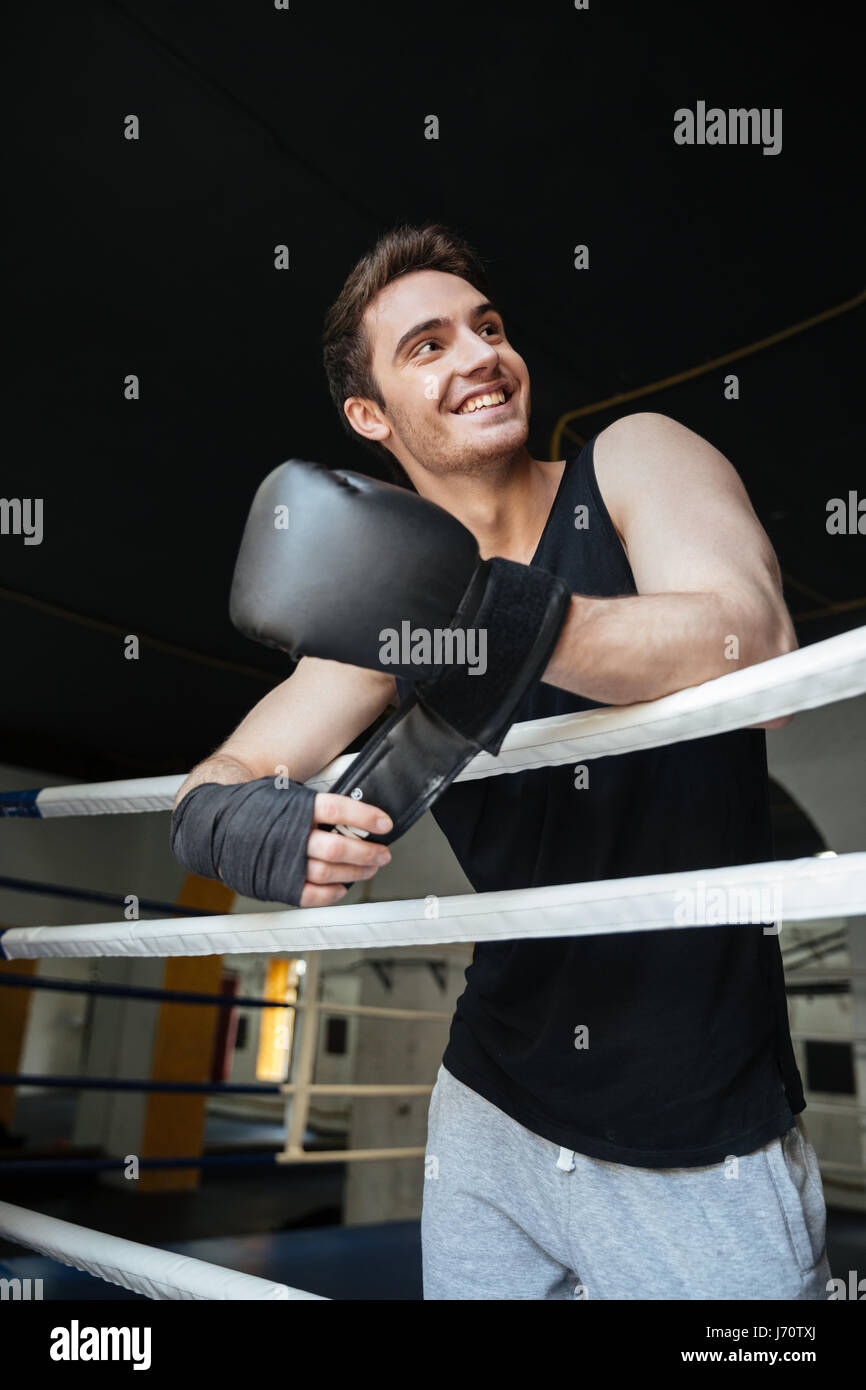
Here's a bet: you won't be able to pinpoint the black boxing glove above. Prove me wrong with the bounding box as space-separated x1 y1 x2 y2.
169 777 317 906
230 461 571 842
230 461 482 681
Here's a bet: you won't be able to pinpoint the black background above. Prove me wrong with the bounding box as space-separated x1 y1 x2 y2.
5 1 863 781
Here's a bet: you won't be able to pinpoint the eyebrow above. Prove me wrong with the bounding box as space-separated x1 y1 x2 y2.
392 301 502 363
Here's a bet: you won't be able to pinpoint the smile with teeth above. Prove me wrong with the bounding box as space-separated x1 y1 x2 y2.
456 388 509 415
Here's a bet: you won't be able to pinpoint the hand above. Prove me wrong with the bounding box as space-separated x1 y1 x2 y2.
171 777 392 909
299 792 393 907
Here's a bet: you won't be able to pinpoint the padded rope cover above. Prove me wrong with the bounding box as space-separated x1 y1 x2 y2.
0 1199 321 1300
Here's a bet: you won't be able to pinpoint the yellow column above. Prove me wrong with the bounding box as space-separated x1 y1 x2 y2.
138 874 234 1192
256 957 298 1082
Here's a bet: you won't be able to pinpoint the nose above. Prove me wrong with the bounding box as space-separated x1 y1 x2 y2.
452 325 499 378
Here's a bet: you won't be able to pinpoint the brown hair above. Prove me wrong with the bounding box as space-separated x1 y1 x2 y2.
322 223 492 482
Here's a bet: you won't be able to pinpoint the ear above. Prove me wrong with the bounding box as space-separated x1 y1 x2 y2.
344 396 391 445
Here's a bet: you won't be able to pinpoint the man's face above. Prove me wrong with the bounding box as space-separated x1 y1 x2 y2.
358 269 531 477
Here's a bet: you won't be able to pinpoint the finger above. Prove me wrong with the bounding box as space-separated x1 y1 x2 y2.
298 882 349 909
304 856 383 886
313 792 393 838
307 827 391 867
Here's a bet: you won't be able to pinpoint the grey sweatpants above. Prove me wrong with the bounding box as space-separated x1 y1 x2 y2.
422 1064 831 1300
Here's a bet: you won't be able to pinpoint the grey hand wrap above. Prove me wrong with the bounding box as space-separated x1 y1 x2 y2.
169 778 317 907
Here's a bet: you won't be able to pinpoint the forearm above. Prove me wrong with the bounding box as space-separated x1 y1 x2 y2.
173 663 395 813
173 752 256 810
544 590 796 706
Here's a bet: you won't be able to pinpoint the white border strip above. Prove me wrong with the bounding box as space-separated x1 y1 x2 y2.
2 854 863 960
21 626 866 816
0 1200 325 1301
35 775 182 818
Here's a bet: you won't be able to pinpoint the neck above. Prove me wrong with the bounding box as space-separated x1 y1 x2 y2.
404 447 564 563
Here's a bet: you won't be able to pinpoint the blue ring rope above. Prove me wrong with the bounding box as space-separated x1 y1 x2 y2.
0 873 211 917
0 1073 283 1095
0 973 290 1010
0 1152 289 1175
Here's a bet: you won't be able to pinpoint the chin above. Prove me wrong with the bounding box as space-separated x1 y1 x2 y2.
474 421 528 457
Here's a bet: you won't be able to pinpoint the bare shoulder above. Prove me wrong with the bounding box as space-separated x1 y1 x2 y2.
594 412 750 529
595 411 731 475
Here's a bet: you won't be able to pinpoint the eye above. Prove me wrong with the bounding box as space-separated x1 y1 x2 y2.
479 321 503 338
413 339 440 356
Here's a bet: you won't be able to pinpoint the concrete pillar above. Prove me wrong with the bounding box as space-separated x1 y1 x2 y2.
768 695 866 1211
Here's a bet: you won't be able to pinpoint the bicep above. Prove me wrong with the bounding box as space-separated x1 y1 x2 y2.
219 657 395 783
595 413 784 610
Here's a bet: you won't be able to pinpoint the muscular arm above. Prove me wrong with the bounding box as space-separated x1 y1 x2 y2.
543 413 796 725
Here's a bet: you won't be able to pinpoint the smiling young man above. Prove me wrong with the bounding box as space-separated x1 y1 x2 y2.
173 224 829 1300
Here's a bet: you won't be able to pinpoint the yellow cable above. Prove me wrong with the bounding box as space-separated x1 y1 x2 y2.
550 288 865 459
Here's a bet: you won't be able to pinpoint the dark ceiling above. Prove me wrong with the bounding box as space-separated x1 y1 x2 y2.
5 1 863 782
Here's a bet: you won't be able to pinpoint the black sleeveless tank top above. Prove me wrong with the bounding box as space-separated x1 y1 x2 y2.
398 436 803 1167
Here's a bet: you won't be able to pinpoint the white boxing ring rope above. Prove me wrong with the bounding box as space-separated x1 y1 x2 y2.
11 625 865 818
0 1200 326 1300
2 852 865 960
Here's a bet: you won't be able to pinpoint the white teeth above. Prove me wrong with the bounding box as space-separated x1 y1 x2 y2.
458 388 507 415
